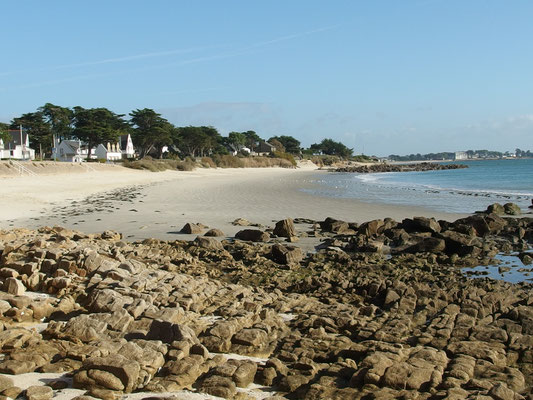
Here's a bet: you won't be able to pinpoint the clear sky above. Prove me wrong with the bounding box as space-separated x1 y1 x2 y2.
1 0 532 156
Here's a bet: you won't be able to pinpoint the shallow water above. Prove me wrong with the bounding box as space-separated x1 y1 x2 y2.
462 252 533 284
303 159 533 214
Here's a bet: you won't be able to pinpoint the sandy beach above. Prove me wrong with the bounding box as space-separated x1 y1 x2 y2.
0 162 468 243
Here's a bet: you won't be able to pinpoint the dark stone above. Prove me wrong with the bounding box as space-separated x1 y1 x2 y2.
271 244 303 264
273 218 296 238
180 223 204 234
235 229 270 242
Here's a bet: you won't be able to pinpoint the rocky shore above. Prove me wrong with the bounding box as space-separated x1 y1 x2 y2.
334 162 468 173
0 205 532 399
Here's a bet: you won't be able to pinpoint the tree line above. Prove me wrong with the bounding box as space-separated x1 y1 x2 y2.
0 103 354 160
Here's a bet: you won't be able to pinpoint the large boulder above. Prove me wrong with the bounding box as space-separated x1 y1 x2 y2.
271 244 303 265
320 218 350 234
232 328 268 347
273 218 296 238
454 214 507 237
4 278 25 295
235 229 270 242
402 217 441 234
486 203 505 215
194 236 224 251
74 354 141 393
204 229 225 237
504 202 521 215
440 231 480 256
180 223 204 234
403 237 446 254
358 219 386 237
25 385 53 400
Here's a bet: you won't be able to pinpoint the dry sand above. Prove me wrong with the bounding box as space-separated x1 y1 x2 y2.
0 161 468 244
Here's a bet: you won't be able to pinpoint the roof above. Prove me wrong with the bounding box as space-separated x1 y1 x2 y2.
3 130 28 148
120 134 129 151
60 140 82 154
258 141 276 152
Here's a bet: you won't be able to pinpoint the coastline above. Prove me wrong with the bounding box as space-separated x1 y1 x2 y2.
0 163 531 399
0 164 469 243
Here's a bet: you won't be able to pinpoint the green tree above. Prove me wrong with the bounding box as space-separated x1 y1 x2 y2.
269 135 301 154
0 122 10 145
227 131 246 147
39 103 73 143
175 126 221 157
72 107 127 160
309 138 353 158
243 130 261 152
11 112 51 159
130 108 173 158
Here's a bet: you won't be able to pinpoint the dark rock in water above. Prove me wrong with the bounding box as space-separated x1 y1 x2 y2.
518 252 533 265
486 203 505 215
504 202 521 215
271 243 303 265
273 218 296 238
181 223 204 234
204 228 225 237
235 229 270 242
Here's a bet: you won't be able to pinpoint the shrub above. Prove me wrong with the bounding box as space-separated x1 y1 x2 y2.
212 155 244 168
272 151 297 167
176 160 196 171
123 158 198 172
200 157 216 168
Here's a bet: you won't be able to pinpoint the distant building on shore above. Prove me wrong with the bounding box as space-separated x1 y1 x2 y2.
454 151 468 160
54 140 92 162
256 141 276 156
0 129 35 160
95 134 136 161
53 134 135 162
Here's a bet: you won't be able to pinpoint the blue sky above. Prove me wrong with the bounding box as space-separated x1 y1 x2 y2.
1 0 532 156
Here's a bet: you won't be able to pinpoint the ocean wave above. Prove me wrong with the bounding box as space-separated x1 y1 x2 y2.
354 176 533 198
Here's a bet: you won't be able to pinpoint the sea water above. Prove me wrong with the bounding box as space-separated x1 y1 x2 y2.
304 159 533 214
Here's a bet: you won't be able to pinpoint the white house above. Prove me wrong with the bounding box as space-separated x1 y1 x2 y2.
0 129 35 160
94 134 135 161
228 143 251 156
120 134 135 159
454 151 468 161
95 142 122 161
54 140 94 162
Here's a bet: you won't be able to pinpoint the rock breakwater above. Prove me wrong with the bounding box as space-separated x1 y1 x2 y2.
0 210 531 399
335 162 468 173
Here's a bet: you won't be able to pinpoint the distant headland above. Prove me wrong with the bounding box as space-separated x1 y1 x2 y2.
385 148 532 162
